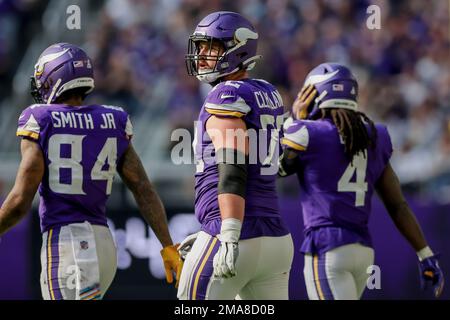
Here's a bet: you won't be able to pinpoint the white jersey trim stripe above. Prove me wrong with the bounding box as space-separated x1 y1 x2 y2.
204 96 251 115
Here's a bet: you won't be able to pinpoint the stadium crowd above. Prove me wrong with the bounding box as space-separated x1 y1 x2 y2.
1 0 449 199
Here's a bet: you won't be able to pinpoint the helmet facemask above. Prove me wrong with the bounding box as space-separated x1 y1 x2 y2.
30 76 43 104
186 34 227 83
186 28 261 84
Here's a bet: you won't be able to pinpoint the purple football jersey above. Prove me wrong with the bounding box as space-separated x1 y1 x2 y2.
281 117 393 254
194 79 290 239
17 104 132 232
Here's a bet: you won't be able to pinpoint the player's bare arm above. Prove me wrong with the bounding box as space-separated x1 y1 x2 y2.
118 143 173 246
206 115 248 278
206 115 248 222
117 143 182 285
375 163 428 251
376 162 444 297
0 139 44 235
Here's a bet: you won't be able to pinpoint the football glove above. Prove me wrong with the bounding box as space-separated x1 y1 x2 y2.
292 84 318 120
213 218 241 279
177 232 199 260
160 244 183 288
418 253 444 298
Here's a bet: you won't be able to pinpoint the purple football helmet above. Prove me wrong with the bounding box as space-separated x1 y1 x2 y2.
185 11 261 83
30 43 94 104
303 63 359 119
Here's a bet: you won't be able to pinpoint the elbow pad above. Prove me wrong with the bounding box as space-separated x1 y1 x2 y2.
216 148 248 198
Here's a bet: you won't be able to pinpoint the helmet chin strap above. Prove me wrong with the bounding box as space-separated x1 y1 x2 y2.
196 69 220 83
196 67 240 83
196 58 261 84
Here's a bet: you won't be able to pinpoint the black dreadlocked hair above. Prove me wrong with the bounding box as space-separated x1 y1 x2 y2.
313 108 378 160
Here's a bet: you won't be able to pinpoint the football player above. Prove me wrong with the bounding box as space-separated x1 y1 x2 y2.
279 62 444 299
0 43 182 300
177 11 294 300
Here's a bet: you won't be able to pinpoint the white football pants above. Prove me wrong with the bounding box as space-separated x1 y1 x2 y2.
177 231 294 300
304 243 375 300
40 221 117 300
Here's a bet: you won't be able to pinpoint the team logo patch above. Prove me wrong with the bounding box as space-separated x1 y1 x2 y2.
80 241 89 250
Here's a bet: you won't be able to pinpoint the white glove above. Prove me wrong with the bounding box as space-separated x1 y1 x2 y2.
177 232 199 260
213 218 242 278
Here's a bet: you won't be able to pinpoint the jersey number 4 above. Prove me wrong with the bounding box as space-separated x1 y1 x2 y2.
48 134 117 195
337 151 368 207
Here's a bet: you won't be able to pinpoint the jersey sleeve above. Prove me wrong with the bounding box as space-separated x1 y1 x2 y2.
280 117 310 152
114 107 133 141
125 115 133 139
378 124 393 165
204 82 251 118
101 104 133 141
16 106 44 141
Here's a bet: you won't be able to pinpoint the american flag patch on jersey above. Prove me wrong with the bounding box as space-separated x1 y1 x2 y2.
73 60 84 68
80 240 89 250
332 84 344 91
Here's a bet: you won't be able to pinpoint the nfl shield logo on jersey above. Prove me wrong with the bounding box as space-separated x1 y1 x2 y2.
80 241 89 250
